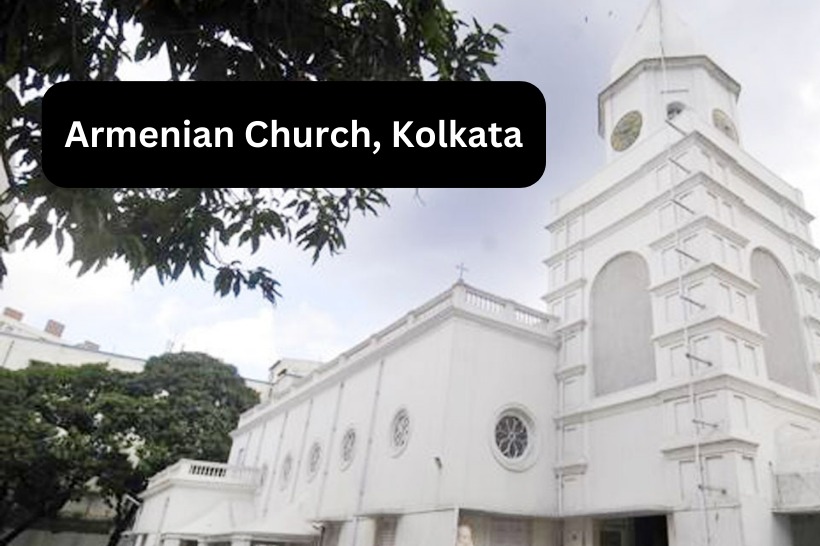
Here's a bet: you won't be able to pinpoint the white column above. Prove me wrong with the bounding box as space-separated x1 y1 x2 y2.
350 517 376 546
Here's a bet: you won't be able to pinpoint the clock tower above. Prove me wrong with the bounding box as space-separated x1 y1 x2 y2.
599 0 741 162
546 1 820 545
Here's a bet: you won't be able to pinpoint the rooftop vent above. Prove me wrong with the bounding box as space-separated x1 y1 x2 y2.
2 307 23 321
45 320 65 338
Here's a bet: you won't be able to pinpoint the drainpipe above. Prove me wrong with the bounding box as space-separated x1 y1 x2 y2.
262 411 290 517
291 398 315 503
350 359 386 546
316 382 345 518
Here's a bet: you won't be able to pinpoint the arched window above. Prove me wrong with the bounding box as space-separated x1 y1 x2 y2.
592 253 655 396
750 249 810 393
667 101 685 120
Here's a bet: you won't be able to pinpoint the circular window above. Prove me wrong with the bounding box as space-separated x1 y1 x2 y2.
306 442 322 482
390 408 411 456
491 405 538 471
340 427 357 470
279 453 293 490
495 414 529 459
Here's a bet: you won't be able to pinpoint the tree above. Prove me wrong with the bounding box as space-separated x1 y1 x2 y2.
0 354 258 546
133 351 259 465
0 0 507 302
101 352 259 546
0 363 136 546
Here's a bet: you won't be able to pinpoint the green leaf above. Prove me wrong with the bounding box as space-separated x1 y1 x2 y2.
0 0 503 303
0 355 258 542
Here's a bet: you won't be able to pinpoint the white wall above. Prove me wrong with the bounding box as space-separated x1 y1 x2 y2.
191 305 558 545
440 317 557 515
0 332 145 372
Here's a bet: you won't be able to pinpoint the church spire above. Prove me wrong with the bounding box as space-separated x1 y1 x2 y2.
610 0 702 83
598 0 742 161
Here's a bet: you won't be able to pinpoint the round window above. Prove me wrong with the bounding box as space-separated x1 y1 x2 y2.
491 406 538 471
390 408 411 456
306 442 322 482
340 427 357 470
495 414 529 459
279 453 293 490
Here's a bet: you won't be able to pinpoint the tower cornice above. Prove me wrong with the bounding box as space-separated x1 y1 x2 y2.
597 55 741 138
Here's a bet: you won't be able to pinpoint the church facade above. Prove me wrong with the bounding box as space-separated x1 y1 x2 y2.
128 2 820 545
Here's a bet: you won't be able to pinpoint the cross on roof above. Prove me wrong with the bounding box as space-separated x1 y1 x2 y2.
456 262 469 281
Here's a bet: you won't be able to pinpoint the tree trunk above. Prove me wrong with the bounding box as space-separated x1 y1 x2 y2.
107 503 138 546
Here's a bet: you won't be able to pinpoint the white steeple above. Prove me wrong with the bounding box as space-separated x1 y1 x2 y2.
598 0 742 162
610 0 702 83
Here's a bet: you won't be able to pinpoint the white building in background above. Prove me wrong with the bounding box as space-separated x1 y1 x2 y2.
128 2 820 546
0 307 271 546
0 306 271 399
0 306 145 372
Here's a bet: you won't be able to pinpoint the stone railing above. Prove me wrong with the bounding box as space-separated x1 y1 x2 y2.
464 288 505 314
459 285 552 331
146 459 262 492
773 471 820 512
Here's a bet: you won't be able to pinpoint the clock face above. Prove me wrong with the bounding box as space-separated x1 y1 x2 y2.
611 111 643 152
712 109 738 142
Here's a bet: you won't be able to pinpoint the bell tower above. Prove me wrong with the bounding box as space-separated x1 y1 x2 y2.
599 0 742 163
546 1 820 545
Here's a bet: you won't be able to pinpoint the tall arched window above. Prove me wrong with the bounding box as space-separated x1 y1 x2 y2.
750 249 810 393
592 253 655 396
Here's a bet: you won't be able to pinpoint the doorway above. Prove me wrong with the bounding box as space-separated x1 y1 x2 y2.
791 514 820 546
597 516 668 546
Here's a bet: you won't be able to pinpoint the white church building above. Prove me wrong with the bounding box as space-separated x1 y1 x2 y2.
128 2 820 545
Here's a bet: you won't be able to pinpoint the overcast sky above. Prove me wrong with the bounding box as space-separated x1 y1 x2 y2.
3 0 820 381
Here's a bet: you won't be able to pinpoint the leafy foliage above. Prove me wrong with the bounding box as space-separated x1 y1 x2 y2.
0 363 137 545
0 0 506 301
9 186 390 303
133 352 259 466
0 353 258 545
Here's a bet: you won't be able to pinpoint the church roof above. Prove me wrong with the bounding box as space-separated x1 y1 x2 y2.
610 0 703 82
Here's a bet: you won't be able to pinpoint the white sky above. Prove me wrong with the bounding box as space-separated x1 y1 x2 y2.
3 0 820 381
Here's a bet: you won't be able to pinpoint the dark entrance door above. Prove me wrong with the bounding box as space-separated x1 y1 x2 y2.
634 516 668 546
598 516 669 546
791 514 820 546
